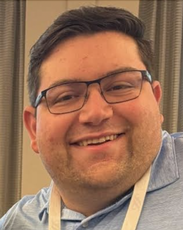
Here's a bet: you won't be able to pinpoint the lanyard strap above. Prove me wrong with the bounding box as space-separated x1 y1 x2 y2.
49 166 151 230
121 166 151 230
49 184 61 230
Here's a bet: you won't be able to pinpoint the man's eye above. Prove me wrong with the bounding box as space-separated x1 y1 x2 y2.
53 93 79 104
59 95 75 101
107 83 133 91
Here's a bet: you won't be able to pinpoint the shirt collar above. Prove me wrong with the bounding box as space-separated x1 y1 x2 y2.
148 130 179 192
38 183 52 221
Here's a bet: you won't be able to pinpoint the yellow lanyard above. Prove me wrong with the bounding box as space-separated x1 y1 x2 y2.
49 166 151 230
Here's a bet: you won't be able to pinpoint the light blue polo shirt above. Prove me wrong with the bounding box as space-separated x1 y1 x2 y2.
1 131 183 230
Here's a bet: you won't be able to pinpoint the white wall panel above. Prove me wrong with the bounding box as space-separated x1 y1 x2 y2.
67 0 96 9
97 0 139 15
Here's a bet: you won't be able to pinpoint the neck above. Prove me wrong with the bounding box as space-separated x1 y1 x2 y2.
56 184 131 217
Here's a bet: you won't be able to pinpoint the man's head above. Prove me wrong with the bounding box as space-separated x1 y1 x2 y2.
28 6 153 107
24 6 163 207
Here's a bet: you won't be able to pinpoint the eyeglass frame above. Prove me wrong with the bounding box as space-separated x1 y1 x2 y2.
34 69 152 115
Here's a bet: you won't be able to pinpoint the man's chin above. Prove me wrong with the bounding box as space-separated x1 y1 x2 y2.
74 163 125 189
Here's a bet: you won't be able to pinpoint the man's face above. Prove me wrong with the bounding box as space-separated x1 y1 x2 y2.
24 32 163 194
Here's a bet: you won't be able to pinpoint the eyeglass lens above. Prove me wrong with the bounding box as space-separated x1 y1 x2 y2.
45 70 144 114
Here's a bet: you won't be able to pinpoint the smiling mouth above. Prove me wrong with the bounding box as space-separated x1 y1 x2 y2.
74 133 124 147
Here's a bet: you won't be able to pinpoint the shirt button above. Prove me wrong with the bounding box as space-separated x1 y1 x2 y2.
82 222 88 228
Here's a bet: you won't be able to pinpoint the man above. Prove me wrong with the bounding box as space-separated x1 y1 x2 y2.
0 6 183 230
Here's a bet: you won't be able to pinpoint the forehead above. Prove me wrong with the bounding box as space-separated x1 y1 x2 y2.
40 31 145 90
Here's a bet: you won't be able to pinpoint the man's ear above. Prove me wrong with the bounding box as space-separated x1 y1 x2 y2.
152 80 164 123
23 106 39 153
152 81 162 105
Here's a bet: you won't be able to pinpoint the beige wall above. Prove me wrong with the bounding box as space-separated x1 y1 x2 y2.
22 0 139 196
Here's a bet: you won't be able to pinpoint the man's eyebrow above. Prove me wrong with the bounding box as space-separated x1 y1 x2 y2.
48 79 81 88
104 67 141 77
48 67 141 88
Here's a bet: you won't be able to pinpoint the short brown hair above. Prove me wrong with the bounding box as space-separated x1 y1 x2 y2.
28 6 153 106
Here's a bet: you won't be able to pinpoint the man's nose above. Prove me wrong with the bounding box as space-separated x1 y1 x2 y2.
78 87 113 126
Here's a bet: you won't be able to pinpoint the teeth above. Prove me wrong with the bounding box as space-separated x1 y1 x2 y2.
78 134 118 146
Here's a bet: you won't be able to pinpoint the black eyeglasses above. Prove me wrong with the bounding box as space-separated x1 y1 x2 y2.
34 70 152 115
